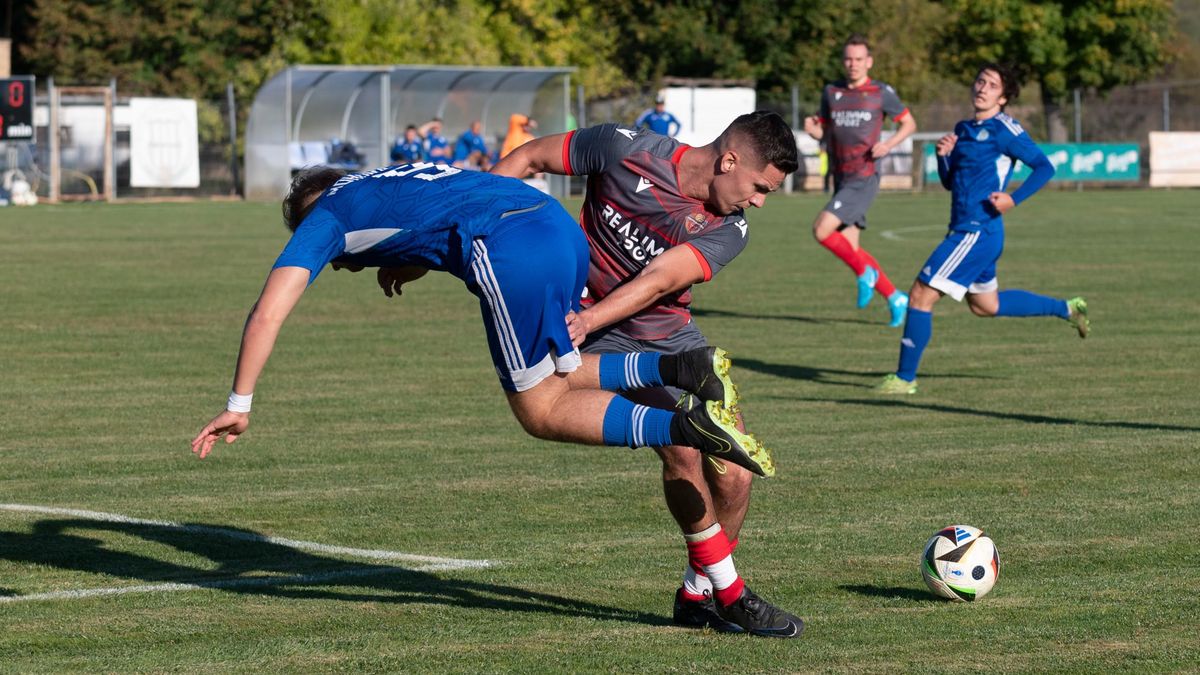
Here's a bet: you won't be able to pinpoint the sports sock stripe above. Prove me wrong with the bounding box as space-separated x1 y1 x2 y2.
625 354 643 389
631 404 651 447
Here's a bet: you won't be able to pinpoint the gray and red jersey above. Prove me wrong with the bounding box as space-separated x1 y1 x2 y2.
563 124 749 340
819 79 909 181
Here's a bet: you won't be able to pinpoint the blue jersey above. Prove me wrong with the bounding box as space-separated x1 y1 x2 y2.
938 112 1055 233
426 133 450 160
390 139 424 162
635 110 681 137
274 163 552 284
454 130 488 162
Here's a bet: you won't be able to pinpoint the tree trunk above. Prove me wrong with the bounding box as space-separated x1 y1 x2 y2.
1041 85 1069 143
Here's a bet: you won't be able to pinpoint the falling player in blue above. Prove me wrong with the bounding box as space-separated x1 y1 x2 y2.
191 163 775 478
877 63 1089 395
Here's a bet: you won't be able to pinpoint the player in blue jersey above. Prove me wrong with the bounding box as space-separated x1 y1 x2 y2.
877 64 1089 394
453 120 490 170
191 164 775 481
420 118 451 162
389 125 425 163
635 98 681 137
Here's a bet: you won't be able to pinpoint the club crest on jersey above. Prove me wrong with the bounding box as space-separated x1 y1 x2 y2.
685 212 708 234
977 129 990 141
616 128 638 140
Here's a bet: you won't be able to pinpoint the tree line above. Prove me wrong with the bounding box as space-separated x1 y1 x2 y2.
11 0 1185 141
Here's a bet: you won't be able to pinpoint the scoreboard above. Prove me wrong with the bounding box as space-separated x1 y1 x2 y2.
0 76 35 141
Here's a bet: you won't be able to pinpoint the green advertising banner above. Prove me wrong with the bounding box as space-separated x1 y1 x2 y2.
923 143 1140 183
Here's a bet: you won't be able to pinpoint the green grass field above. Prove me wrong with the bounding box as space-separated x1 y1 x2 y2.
1 189 1197 672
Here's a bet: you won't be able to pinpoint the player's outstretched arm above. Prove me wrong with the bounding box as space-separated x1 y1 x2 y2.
490 134 570 178
567 245 706 345
191 266 310 459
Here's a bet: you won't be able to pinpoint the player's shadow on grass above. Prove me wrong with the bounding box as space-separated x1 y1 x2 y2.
839 584 938 602
0 518 670 627
735 357 1004 389
818 398 1200 433
692 307 877 326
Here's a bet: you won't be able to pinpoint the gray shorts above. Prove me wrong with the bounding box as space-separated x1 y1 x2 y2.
824 174 881 229
582 322 707 411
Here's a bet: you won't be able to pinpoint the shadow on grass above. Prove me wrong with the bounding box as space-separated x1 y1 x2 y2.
692 307 877 326
800 398 1200 433
0 518 670 627
839 584 937 602
735 358 1005 389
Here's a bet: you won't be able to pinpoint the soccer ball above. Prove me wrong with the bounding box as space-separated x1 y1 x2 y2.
921 525 999 601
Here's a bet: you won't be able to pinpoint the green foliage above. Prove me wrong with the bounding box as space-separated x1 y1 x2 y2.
938 0 1175 100
11 0 1181 115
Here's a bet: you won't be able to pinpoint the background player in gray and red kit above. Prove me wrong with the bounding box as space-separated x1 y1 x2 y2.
493 112 805 638
805 33 917 327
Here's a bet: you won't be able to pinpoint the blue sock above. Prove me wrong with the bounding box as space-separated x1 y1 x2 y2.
598 353 664 391
896 308 932 382
995 290 1069 318
601 396 675 448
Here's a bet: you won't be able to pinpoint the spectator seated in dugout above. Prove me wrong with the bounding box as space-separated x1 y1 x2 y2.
390 125 425 163
453 120 491 171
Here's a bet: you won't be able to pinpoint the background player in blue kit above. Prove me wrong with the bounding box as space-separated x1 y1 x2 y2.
877 64 1090 395
635 98 681 137
191 164 775 480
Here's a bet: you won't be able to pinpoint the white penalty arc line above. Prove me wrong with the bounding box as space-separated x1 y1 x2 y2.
0 504 495 604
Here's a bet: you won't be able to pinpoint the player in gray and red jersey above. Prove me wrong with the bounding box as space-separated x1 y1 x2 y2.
493 112 806 638
805 33 917 327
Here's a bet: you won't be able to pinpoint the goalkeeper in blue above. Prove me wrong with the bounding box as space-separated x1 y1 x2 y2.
191 163 774 477
877 64 1089 395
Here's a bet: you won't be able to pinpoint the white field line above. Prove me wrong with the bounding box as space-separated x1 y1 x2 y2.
880 225 949 241
0 503 495 604
0 565 464 604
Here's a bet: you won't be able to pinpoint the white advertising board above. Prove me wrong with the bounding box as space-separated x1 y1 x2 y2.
661 87 756 147
1149 131 1200 188
130 97 200 188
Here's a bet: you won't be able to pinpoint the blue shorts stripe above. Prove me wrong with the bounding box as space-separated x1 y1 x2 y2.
471 240 524 371
934 231 978 281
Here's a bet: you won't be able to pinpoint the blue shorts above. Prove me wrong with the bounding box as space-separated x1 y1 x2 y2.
466 201 588 392
918 227 1003 301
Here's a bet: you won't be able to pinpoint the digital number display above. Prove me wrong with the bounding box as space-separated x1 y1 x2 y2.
0 76 36 141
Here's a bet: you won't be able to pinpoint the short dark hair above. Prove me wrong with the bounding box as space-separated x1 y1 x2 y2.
977 62 1020 109
282 166 346 232
844 33 870 53
719 110 799 175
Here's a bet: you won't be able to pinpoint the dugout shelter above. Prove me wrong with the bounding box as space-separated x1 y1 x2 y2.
245 65 574 201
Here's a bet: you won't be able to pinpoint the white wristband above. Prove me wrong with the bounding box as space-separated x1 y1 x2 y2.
226 391 253 413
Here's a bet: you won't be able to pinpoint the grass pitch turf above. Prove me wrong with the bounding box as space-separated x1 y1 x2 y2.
0 189 1197 672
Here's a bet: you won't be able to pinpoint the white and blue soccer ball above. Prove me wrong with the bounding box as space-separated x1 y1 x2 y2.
921 525 999 601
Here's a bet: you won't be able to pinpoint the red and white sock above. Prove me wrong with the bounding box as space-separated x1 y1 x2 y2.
819 230 867 276
681 563 712 602
684 523 744 607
